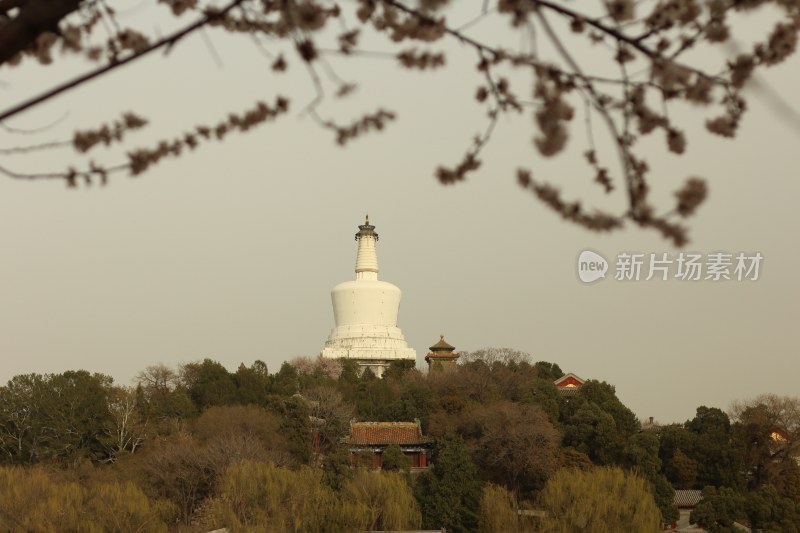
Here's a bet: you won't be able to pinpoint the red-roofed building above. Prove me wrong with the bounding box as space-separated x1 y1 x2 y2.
346 420 432 469
554 373 585 397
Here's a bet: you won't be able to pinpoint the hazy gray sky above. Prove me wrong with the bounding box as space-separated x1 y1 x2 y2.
1 2 798 424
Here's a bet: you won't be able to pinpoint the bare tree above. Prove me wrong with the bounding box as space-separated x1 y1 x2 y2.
1 1 799 243
729 394 800 489
289 355 344 379
463 401 560 496
134 364 180 398
192 404 296 466
302 385 354 453
134 364 195 433
0 374 45 462
104 385 147 457
730 394 800 441
460 347 532 365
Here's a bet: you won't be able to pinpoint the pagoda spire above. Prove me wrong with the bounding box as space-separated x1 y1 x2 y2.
355 214 379 280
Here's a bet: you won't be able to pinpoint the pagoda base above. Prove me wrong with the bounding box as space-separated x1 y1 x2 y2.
321 325 416 377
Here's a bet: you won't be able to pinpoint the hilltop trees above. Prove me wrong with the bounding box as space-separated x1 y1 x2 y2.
561 380 639 464
134 364 195 433
182 359 239 410
686 406 745 489
1 355 800 531
656 406 746 490
231 361 271 405
0 371 115 464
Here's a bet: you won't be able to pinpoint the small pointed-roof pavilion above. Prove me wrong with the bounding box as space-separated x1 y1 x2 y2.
425 335 460 370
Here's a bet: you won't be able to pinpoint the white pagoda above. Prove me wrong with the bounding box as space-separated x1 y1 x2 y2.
320 216 416 377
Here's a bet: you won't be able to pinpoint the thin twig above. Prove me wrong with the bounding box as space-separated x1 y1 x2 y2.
200 26 225 68
535 0 724 83
0 140 71 154
0 113 70 133
456 6 496 32
535 7 633 211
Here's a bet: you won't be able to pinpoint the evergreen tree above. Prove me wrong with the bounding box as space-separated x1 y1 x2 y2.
685 407 746 489
621 432 677 523
182 359 237 410
382 360 416 381
692 484 800 533
322 445 355 492
381 443 412 473
533 361 564 382
232 360 271 405
560 380 639 466
414 434 481 533
264 395 312 464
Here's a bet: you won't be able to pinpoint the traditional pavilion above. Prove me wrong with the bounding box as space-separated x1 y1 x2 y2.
346 420 431 470
320 216 416 377
425 335 460 371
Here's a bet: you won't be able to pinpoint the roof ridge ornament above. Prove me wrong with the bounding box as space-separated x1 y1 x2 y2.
356 214 378 241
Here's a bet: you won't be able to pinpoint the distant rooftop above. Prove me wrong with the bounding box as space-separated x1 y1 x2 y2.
673 489 703 508
348 421 430 445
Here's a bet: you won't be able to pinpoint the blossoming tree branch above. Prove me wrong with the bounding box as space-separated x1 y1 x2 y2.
0 0 798 245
